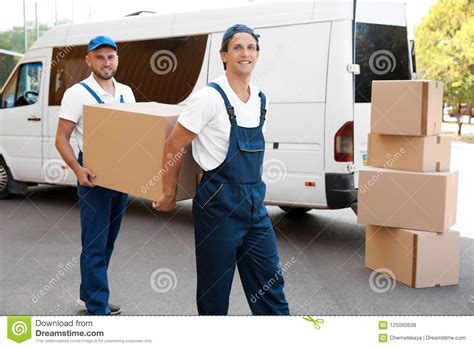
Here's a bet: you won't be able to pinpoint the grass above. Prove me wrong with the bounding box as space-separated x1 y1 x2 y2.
453 134 474 144
441 121 474 144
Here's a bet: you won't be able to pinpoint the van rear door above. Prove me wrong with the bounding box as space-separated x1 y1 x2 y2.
353 2 412 187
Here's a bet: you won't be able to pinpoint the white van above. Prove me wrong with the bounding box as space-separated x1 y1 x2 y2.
0 1 414 213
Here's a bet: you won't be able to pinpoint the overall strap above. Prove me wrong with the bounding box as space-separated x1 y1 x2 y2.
79 82 104 104
208 82 235 120
258 90 267 118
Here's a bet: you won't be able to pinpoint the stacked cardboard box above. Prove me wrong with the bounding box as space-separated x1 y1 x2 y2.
358 80 459 288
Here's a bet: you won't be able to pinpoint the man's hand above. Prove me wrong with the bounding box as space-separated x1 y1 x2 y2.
152 192 176 212
75 166 96 187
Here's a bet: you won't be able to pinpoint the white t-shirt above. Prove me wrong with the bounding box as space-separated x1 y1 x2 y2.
178 74 268 171
58 73 136 151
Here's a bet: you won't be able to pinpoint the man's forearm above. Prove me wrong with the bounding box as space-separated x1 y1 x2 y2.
55 137 81 174
161 139 185 198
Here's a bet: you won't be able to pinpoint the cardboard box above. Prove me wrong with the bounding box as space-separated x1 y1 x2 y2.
83 102 201 201
371 80 443 136
367 133 451 172
358 167 457 233
365 225 459 288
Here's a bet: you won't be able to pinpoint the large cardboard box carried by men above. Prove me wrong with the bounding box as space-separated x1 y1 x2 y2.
365 225 459 288
83 102 201 201
370 80 443 136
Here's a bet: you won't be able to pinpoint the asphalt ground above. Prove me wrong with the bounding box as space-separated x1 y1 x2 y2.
1 141 473 315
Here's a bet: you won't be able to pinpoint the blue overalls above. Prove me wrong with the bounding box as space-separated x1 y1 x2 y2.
77 82 127 315
192 82 290 315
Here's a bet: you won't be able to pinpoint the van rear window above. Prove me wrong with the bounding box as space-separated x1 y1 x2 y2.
355 23 411 103
49 35 208 105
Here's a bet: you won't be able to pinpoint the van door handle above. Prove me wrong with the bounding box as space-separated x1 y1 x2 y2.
27 116 41 121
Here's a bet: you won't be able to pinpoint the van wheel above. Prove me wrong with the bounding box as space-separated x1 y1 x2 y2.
279 206 312 215
0 159 12 199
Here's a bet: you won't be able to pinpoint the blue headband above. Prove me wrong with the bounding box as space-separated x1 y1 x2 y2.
222 24 260 45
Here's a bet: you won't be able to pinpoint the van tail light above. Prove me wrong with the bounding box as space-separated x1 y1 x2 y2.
334 121 354 162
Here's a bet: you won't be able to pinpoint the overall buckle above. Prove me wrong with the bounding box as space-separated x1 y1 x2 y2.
227 106 236 119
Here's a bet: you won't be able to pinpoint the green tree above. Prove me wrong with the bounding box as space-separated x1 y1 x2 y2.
415 0 474 135
0 22 50 87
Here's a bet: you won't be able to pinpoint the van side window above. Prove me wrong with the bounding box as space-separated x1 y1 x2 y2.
1 62 42 108
355 23 410 103
1 69 19 108
49 35 208 105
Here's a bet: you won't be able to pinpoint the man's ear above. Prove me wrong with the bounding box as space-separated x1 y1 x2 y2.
85 53 92 68
220 51 228 65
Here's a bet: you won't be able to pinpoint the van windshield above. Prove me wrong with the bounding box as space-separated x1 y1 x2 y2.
355 22 411 103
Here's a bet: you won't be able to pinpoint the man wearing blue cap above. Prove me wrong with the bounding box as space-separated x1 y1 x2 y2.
55 35 135 315
153 24 290 315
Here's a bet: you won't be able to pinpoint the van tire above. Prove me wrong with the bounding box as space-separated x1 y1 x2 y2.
279 206 312 215
0 158 12 199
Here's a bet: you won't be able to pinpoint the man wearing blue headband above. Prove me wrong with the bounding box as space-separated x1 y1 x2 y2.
55 35 135 315
153 24 290 315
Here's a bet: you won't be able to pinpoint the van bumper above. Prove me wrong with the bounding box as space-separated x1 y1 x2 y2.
325 173 358 209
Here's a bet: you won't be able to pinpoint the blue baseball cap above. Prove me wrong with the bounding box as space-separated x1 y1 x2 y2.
221 24 260 45
87 35 118 52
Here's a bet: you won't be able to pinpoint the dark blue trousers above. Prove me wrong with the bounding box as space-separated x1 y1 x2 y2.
77 152 128 315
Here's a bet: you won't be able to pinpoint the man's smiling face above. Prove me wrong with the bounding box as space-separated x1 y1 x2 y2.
86 46 118 80
221 32 259 77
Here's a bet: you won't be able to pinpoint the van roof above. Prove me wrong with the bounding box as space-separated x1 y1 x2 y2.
29 1 354 51
29 1 406 52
